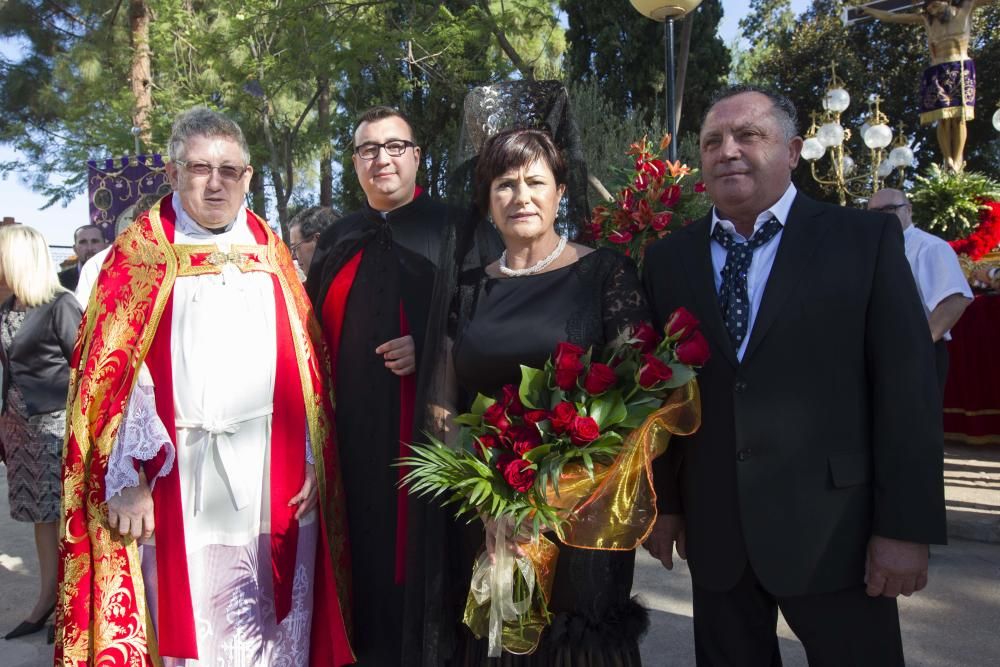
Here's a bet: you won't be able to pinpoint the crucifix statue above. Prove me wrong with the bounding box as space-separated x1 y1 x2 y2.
861 0 995 172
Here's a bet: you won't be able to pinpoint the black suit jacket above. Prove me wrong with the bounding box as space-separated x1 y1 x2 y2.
58 265 80 291
642 193 946 598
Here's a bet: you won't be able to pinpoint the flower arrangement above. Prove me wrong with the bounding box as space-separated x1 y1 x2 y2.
585 133 711 264
949 200 1000 262
399 310 707 656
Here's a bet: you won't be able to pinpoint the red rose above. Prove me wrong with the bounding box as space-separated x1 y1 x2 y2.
523 409 549 425
583 362 617 395
569 415 600 446
505 424 542 456
482 403 510 433
660 184 681 207
694 181 706 193
553 342 585 391
501 457 537 493
475 433 500 458
499 384 525 416
637 353 674 389
675 330 711 366
631 322 661 354
549 401 578 434
665 307 700 340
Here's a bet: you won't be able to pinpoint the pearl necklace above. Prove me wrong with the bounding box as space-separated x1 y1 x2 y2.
498 235 569 277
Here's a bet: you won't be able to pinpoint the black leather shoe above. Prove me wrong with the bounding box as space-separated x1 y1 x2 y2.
3 603 55 640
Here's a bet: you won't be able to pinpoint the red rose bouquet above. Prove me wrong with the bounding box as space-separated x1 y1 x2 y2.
399 311 706 656
585 133 711 265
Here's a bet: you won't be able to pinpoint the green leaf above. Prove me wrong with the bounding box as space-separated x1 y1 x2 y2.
518 365 547 409
663 364 695 389
469 393 497 416
588 390 628 429
453 413 483 427
522 444 554 463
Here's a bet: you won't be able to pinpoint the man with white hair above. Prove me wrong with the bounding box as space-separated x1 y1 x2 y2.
56 107 354 666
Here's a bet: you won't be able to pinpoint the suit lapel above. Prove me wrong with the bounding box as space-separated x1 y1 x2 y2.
678 216 739 370
743 194 833 363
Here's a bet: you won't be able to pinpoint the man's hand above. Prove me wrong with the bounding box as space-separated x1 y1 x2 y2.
643 513 686 570
376 335 416 376
289 463 318 520
107 474 155 541
865 535 929 598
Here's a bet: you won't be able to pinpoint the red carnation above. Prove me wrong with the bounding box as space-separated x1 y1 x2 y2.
631 322 661 354
523 409 549 425
549 401 578 434
660 184 681 207
501 457 536 493
553 342 585 391
506 424 542 456
675 330 711 366
665 307 700 341
499 384 525 416
569 415 600 446
483 402 511 433
583 362 618 395
637 353 674 389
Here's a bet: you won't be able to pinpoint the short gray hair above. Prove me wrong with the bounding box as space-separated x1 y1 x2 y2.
168 107 251 165
702 85 799 141
289 206 341 238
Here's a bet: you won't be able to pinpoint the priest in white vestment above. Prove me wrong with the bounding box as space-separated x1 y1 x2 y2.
55 108 354 667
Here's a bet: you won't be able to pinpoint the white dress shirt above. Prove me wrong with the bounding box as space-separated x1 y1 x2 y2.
903 225 973 341
710 182 798 361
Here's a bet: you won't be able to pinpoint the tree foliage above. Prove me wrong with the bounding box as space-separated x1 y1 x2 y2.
0 0 565 231
560 0 730 138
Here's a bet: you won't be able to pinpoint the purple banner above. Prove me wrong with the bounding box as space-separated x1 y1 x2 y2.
87 154 171 240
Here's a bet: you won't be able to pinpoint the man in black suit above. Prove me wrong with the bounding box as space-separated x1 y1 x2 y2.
642 86 945 666
58 224 108 290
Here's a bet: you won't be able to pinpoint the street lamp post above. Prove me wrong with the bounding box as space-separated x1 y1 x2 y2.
629 0 703 161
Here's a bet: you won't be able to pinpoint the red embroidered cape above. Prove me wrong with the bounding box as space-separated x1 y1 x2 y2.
55 196 354 666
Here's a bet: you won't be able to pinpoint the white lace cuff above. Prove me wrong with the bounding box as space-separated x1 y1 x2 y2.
105 379 176 501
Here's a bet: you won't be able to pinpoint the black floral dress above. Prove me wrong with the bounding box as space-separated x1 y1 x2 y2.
451 248 653 666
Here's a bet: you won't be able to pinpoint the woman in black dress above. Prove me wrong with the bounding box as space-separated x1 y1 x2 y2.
450 128 652 665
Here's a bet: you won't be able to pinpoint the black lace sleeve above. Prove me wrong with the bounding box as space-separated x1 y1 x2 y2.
599 250 653 343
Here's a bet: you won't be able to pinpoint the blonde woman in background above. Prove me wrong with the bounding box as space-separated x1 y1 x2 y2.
0 225 82 642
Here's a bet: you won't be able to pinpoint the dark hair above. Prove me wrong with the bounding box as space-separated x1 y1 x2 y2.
73 224 104 243
288 206 341 238
354 106 417 144
474 128 568 215
702 84 799 140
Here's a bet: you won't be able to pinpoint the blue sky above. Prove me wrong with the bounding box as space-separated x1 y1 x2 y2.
1 1 804 245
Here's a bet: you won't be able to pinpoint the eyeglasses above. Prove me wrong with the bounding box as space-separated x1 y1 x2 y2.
353 140 416 161
175 160 248 181
870 203 909 214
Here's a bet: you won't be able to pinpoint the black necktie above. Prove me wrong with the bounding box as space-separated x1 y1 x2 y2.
711 217 783 350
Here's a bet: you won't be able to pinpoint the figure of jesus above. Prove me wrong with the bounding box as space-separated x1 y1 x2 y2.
861 0 994 172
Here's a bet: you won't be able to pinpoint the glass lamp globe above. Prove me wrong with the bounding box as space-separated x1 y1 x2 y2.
823 88 851 113
817 122 845 148
863 123 893 149
993 107 1000 132
801 137 826 161
629 0 703 20
877 159 894 178
841 155 856 175
888 145 914 168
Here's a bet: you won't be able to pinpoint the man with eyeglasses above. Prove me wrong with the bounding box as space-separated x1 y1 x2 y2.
306 106 499 665
868 188 972 391
56 107 354 666
288 205 341 280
